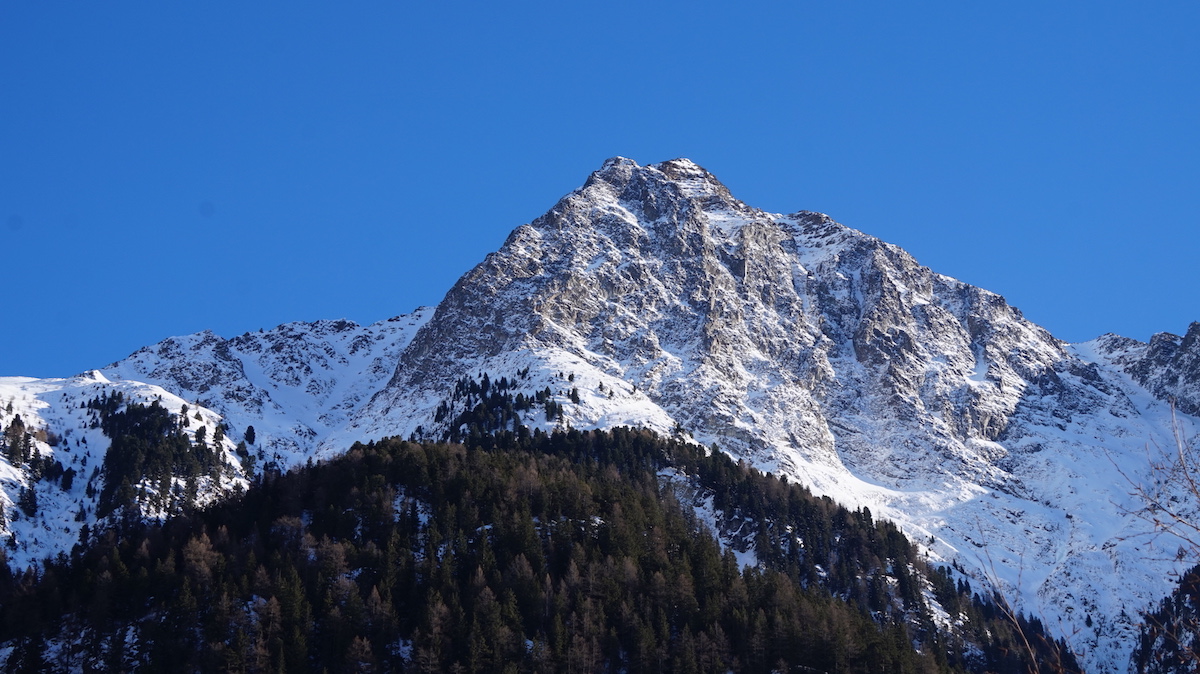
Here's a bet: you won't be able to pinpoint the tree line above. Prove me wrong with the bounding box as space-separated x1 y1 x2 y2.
0 423 1076 673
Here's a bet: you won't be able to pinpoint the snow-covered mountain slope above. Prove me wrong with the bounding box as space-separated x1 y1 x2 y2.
1 157 1197 671
0 313 431 572
0 371 247 569
103 310 433 468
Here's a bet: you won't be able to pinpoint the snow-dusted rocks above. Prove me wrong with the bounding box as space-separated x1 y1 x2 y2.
105 310 434 466
1091 322 1200 417
0 157 1196 671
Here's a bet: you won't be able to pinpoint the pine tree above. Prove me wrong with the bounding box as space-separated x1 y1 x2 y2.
3 415 26 463
17 486 37 517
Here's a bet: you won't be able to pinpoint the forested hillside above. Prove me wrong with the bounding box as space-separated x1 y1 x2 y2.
0 427 1075 672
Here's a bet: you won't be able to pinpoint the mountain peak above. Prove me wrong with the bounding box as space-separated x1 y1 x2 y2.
651 156 705 174
575 156 740 230
595 156 710 175
598 155 638 170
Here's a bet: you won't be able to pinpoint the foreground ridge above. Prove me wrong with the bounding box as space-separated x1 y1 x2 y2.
0 428 1078 672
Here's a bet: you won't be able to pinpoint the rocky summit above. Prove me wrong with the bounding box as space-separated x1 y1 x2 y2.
2 157 1198 671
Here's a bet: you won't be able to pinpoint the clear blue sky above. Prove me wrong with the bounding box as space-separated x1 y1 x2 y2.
3 2 1197 377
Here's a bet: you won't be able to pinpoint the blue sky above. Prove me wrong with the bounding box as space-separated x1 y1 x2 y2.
2 2 1197 377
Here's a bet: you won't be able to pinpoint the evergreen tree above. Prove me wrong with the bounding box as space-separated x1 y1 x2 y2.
17 486 37 517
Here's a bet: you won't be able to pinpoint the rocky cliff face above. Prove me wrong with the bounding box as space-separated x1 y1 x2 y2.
2 157 1196 671
358 158 1098 493
1093 322 1200 416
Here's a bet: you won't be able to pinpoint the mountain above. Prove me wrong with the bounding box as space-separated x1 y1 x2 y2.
1 157 1197 671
